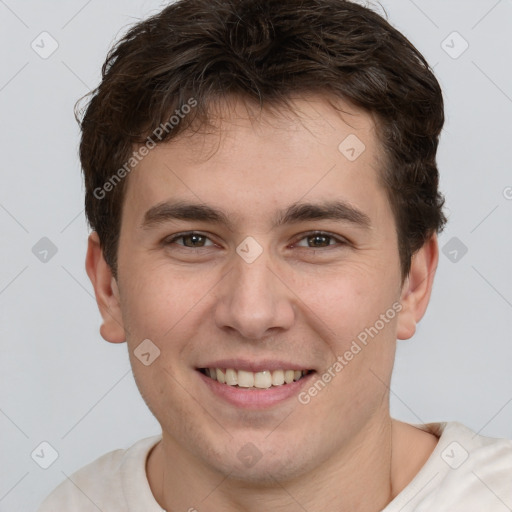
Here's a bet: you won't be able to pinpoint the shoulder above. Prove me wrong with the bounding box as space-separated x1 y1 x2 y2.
37 435 162 512
434 422 512 505
386 421 512 512
428 421 512 476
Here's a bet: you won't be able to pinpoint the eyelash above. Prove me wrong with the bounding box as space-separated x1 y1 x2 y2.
163 231 349 250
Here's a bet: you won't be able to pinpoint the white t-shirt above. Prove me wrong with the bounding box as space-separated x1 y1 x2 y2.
38 422 512 512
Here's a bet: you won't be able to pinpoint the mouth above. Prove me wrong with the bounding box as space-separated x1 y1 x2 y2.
197 368 313 389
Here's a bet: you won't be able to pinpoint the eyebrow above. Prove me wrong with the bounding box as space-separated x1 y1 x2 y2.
141 200 372 231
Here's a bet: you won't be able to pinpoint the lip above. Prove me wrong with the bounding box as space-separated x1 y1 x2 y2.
197 369 316 409
197 359 314 373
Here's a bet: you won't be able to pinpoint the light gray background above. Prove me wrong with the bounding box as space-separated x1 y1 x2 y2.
1 0 511 510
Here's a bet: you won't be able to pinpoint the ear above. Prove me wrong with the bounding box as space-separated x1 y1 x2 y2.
396 234 439 340
85 231 126 343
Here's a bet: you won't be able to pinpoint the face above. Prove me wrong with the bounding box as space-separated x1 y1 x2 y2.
91 95 431 482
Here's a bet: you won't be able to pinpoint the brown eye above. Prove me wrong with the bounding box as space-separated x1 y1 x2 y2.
307 234 332 247
165 232 215 248
294 231 346 248
181 234 207 247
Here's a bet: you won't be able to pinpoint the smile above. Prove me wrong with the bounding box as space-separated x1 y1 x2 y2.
198 368 312 389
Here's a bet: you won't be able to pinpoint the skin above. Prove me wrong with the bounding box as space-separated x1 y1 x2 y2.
86 95 440 512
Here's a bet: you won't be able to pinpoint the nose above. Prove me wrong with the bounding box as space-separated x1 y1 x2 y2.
214 247 296 340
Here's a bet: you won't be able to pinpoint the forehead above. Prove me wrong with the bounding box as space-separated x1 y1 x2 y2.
122 95 388 230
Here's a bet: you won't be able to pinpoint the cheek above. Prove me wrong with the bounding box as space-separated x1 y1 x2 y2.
130 359 206 448
290 259 400 407
120 261 208 342
293 259 400 339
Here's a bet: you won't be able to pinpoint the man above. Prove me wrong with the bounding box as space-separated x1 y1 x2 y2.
39 0 512 510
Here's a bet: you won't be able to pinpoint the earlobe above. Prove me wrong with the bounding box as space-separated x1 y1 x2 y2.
396 234 439 340
85 231 126 344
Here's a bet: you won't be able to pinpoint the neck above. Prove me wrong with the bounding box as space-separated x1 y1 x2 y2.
148 415 403 512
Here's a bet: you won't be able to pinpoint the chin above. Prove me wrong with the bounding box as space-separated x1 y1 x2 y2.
208 442 318 485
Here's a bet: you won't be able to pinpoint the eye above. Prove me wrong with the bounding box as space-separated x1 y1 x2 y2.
293 231 347 249
164 232 216 248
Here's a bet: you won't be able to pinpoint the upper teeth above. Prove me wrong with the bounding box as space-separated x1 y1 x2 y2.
204 368 308 388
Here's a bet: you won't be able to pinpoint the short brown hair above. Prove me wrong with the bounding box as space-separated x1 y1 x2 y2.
78 0 447 281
